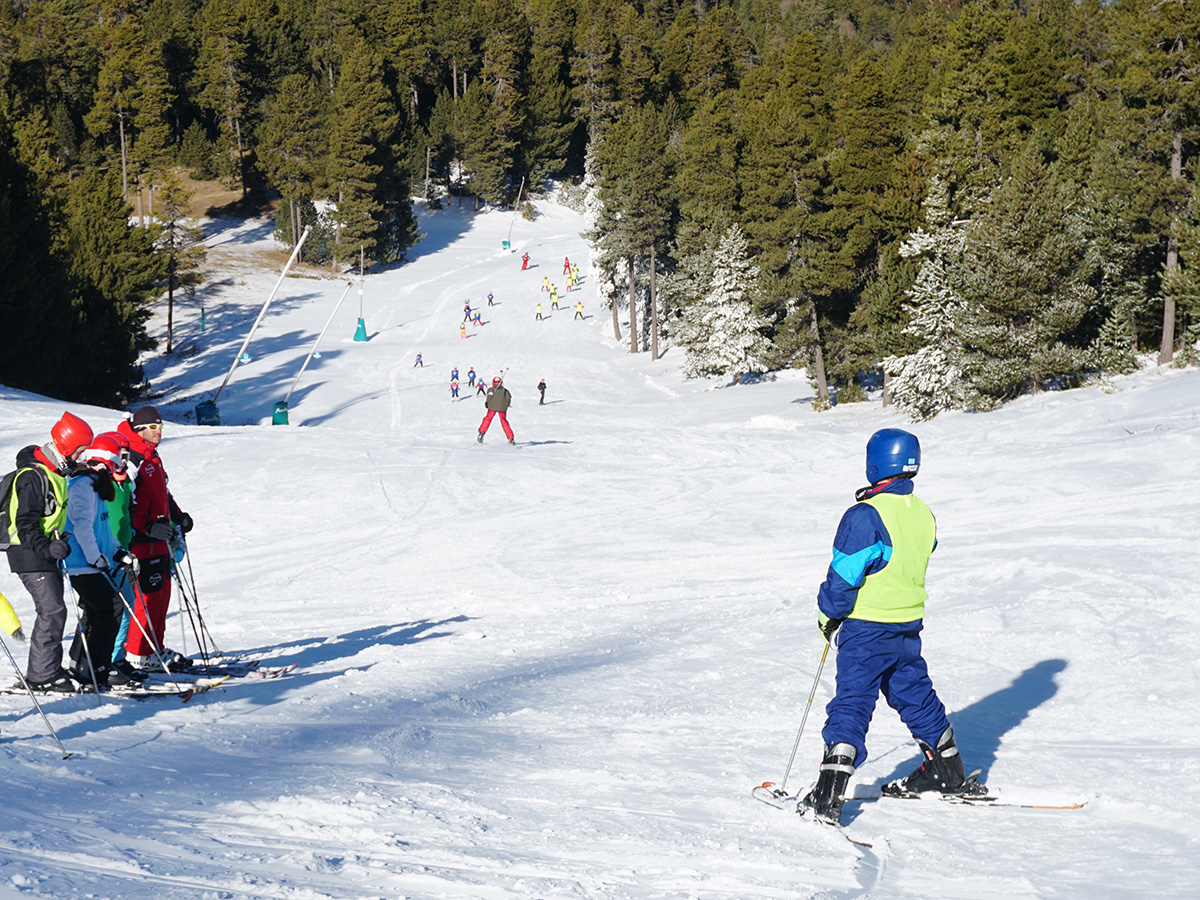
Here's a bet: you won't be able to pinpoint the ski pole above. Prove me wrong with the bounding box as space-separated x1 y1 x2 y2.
61 570 103 707
174 572 210 664
112 571 192 699
180 549 221 657
777 640 831 796
0 633 73 759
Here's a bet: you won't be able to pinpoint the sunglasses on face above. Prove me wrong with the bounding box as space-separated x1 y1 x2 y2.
135 423 162 432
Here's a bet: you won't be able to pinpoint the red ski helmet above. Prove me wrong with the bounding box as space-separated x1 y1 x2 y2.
50 412 94 459
492 376 502 386
81 433 126 477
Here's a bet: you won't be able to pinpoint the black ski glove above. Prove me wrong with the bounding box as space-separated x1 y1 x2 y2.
146 520 174 542
176 511 194 534
114 549 140 576
47 539 71 560
818 613 844 643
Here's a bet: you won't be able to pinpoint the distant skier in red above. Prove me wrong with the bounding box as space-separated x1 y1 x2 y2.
477 377 515 445
521 252 529 270
563 256 571 274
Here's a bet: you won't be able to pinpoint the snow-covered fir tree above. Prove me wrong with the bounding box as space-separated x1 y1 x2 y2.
883 175 976 420
673 224 771 383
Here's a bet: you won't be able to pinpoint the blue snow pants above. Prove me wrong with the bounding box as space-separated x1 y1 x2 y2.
821 619 949 767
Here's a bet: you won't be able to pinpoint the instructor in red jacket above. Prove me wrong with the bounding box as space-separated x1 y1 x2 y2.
118 407 192 669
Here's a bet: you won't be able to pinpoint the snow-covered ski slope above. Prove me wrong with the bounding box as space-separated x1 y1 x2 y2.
1 196 1198 899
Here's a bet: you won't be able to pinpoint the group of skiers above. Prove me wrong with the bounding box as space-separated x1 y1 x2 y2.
2 407 192 694
536 258 584 320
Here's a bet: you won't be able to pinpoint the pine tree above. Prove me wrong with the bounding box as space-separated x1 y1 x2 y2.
591 103 675 356
155 171 206 355
1111 0 1200 364
953 142 1095 406
0 106 72 396
258 72 326 251
675 224 771 383
521 0 576 187
130 51 175 223
883 175 975 420
1163 170 1200 366
676 93 741 230
85 1 144 202
193 0 249 193
61 167 164 403
570 0 618 142
326 29 395 266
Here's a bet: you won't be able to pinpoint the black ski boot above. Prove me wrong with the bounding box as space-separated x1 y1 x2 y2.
477 432 484 444
799 742 856 825
883 726 967 796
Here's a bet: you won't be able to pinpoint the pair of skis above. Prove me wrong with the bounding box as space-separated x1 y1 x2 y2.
752 769 1087 815
2 658 297 703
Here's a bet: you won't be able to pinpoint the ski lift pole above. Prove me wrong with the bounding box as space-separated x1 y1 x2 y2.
505 176 525 250
281 281 354 409
212 226 311 407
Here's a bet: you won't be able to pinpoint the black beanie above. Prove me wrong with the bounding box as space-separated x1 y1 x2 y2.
130 406 162 428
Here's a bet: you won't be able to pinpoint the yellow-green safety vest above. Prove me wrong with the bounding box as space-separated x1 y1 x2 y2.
5 465 68 545
848 492 936 623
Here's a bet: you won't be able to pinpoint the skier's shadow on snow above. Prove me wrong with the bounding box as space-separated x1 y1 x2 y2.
844 658 1067 824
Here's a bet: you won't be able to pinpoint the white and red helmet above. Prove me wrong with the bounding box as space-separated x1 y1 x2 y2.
81 433 129 479
492 376 502 386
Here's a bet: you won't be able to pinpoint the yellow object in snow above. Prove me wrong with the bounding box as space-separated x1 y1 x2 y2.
0 590 21 636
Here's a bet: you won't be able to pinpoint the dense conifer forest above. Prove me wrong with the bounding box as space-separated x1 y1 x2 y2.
1 0 1197 413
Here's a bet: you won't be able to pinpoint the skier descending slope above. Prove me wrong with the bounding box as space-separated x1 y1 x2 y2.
477 377 515 445
800 428 976 825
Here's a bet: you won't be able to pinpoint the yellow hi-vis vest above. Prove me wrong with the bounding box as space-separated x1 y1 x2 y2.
5 465 68 546
848 492 936 623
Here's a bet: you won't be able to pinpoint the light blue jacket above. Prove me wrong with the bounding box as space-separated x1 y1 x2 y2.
64 473 121 576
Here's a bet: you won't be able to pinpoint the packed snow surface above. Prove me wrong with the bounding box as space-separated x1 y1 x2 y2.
1 197 1198 899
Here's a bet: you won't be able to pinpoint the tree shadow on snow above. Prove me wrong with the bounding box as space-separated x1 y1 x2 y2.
842 658 1067 825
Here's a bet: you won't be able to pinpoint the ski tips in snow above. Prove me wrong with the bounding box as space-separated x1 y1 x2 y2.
751 781 874 848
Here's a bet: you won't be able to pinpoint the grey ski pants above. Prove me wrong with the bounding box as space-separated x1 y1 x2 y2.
20 570 67 682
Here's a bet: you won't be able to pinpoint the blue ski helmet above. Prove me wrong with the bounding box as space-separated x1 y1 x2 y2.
865 428 920 482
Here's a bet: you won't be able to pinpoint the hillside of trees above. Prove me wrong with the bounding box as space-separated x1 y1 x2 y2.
1 0 1197 413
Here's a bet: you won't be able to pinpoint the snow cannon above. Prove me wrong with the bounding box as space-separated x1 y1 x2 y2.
354 284 368 341
195 400 219 426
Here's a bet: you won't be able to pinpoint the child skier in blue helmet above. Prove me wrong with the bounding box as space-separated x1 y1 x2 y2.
800 428 977 825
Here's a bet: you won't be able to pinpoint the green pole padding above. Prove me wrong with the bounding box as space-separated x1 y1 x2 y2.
354 317 368 341
272 401 289 425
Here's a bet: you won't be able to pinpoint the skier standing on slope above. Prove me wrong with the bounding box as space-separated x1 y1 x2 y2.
104 430 139 671
468 367 476 386
538 379 547 405
477 377 515 445
4 412 93 692
521 253 529 270
63 434 140 688
800 428 971 826
118 407 193 670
